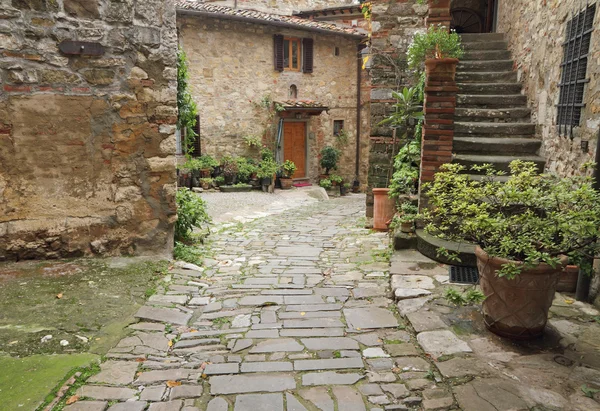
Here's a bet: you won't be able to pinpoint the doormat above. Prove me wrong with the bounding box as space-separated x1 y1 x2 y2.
293 182 312 187
449 266 479 284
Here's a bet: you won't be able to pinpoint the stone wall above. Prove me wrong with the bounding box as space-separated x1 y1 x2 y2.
178 15 369 185
365 0 428 214
498 1 600 176
0 0 178 260
203 0 356 15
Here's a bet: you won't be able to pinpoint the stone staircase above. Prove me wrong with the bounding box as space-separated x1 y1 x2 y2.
416 32 545 266
453 32 545 176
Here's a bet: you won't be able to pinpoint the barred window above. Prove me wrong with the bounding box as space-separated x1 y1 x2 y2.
557 3 596 137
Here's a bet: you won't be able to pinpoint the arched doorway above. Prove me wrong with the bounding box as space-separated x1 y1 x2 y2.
450 0 497 33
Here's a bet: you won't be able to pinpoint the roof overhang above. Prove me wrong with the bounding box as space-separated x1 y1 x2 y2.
176 8 365 40
294 6 363 21
275 101 329 115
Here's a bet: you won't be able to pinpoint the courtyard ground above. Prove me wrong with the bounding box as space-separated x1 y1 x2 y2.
1 190 599 410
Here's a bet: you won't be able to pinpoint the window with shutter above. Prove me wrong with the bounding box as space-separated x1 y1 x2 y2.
303 38 314 73
557 3 595 138
274 34 284 72
191 114 201 157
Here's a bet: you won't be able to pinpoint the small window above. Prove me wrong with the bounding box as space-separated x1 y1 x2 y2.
334 47 340 56
283 38 301 71
289 84 298 99
333 120 344 136
557 3 595 137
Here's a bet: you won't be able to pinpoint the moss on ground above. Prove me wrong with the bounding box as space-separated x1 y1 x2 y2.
0 353 99 410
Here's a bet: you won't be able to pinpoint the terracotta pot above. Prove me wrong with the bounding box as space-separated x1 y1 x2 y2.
400 221 414 233
425 58 459 82
280 177 293 190
200 169 211 178
475 246 568 340
373 188 395 231
556 265 579 293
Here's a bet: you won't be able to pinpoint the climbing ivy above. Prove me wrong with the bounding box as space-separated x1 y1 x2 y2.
177 47 198 157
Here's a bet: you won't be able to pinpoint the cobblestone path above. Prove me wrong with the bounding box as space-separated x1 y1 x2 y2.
67 196 453 411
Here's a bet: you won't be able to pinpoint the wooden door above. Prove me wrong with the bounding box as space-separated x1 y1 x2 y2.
283 122 306 178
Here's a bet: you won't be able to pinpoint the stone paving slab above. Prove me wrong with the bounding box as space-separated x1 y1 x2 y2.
343 308 400 330
209 374 296 394
134 306 192 326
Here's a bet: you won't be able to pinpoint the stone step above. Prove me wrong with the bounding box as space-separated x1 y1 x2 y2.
457 83 523 95
457 94 527 108
455 107 531 122
460 33 505 42
453 137 541 155
454 122 535 136
453 154 546 173
462 40 508 50
457 60 514 72
416 229 477 267
462 50 511 61
456 71 517 83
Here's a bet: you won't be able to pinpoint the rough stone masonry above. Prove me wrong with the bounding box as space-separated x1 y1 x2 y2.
0 0 178 260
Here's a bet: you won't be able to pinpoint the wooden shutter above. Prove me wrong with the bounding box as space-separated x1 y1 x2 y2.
302 38 314 73
191 114 201 157
274 34 284 72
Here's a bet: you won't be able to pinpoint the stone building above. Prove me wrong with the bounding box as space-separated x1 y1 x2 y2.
202 0 360 16
176 1 370 185
0 0 178 260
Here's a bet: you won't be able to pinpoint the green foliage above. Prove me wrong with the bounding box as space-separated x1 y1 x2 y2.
215 175 225 185
444 288 485 306
282 160 297 178
389 140 421 197
220 156 239 178
407 25 464 70
422 161 600 278
173 243 205 265
330 174 343 184
244 135 262 148
261 147 275 161
398 202 419 223
379 86 424 129
335 128 350 147
177 47 199 156
320 146 341 174
581 385 600 398
236 157 257 182
175 188 210 242
257 158 279 179
182 155 219 172
319 179 332 189
416 0 426 4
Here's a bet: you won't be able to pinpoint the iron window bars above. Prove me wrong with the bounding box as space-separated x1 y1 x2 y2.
557 2 596 138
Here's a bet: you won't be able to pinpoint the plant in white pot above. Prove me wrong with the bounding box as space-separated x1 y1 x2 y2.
420 160 600 340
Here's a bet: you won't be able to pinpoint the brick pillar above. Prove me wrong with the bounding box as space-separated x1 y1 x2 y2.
427 0 452 28
419 58 458 208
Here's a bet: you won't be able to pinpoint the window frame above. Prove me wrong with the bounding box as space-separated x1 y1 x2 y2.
333 120 345 137
283 37 302 72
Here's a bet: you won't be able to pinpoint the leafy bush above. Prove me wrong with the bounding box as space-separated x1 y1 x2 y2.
173 242 205 265
177 47 199 156
444 288 486 306
175 188 210 242
236 157 257 182
220 156 239 179
421 160 600 278
282 160 297 178
181 155 219 172
257 158 279 179
330 174 343 184
319 179 332 189
398 202 419 223
389 140 421 198
407 25 464 70
244 135 262 148
320 146 341 174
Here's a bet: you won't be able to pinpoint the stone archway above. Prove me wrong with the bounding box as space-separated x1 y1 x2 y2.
450 0 496 33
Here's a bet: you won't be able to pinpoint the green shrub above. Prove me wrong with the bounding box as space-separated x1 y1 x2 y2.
422 160 600 278
330 174 343 184
175 188 210 242
173 242 204 265
177 47 199 156
236 157 257 182
320 146 341 174
407 25 464 70
282 160 297 178
319 179 332 189
257 158 279 179
389 140 421 198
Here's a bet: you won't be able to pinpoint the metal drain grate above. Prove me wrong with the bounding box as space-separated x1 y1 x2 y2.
449 266 479 284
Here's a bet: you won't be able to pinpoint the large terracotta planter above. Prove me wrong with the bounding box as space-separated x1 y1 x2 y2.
373 188 395 231
425 58 459 82
476 247 568 340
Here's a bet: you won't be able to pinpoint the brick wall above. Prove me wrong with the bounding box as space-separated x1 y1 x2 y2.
0 0 178 260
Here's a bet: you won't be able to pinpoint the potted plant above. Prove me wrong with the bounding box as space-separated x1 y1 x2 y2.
421 160 600 340
199 177 213 190
257 157 279 193
341 182 351 196
330 174 343 187
320 146 341 176
236 157 257 184
197 154 219 178
407 24 463 80
220 156 239 185
280 160 297 190
398 202 418 233
320 178 339 197
214 175 225 187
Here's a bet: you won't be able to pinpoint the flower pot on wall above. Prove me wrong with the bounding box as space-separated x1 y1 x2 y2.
425 58 459 82
373 188 396 231
476 247 568 340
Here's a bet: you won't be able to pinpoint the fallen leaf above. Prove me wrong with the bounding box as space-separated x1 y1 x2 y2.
168 340 173 347
356 327 361 331
136 372 142 376
166 380 182 387
201 373 208 379
56 293 63 299
135 358 146 362
300 312 306 316
565 299 575 304
65 395 79 405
